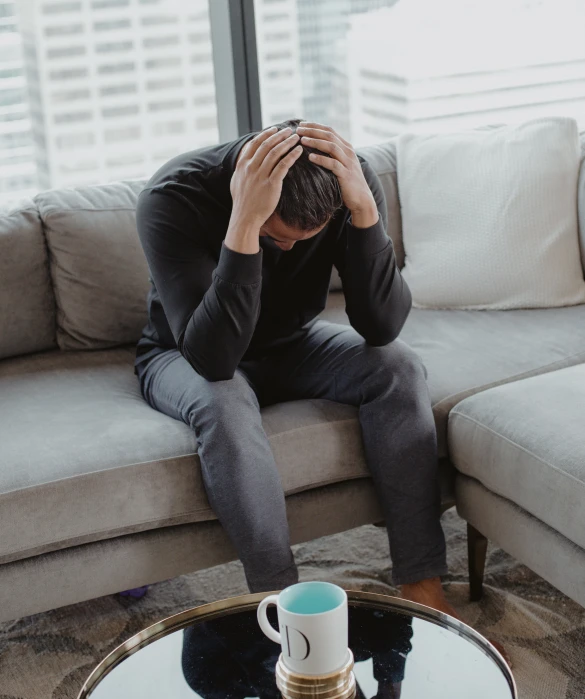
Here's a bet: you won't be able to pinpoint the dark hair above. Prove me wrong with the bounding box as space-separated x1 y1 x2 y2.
269 117 343 231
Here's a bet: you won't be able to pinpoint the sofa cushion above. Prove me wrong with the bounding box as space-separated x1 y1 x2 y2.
449 364 585 551
358 128 585 275
0 198 56 360
0 346 374 564
34 180 150 350
396 117 585 310
323 292 585 457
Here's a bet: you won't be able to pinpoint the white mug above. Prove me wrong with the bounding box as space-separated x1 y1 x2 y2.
257 581 349 676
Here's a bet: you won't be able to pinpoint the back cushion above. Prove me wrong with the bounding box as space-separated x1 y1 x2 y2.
356 129 585 276
35 181 149 350
0 199 56 360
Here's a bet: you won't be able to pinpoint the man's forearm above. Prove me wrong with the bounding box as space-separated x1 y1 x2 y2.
225 208 262 254
350 198 379 229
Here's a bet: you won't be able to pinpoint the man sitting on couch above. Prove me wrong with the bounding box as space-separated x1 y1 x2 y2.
133 117 455 619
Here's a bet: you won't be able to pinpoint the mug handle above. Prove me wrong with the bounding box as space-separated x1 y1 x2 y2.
257 594 281 644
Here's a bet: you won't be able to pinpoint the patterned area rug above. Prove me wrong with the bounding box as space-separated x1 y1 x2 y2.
0 510 584 698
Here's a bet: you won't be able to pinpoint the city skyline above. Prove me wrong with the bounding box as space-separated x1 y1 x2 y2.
1 0 584 206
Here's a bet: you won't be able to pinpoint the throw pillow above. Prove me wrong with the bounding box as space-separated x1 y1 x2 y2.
396 117 585 309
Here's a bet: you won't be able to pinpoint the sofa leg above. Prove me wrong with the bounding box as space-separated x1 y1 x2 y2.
467 523 488 602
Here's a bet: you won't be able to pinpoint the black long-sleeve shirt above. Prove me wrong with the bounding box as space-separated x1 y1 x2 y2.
134 130 412 381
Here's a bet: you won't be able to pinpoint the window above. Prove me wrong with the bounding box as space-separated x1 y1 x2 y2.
193 94 215 106
55 132 95 148
54 111 93 123
141 15 178 26
0 131 31 149
97 62 135 75
100 83 137 96
104 126 141 142
92 0 130 8
146 77 183 91
0 89 25 106
190 52 211 64
143 35 178 49
47 46 85 58
94 19 131 31
50 68 89 80
5 0 218 203
95 41 133 53
44 24 83 36
192 73 213 85
147 99 185 112
0 67 22 79
106 153 144 167
42 2 82 14
254 0 585 146
51 88 91 103
0 3 16 19
152 120 185 135
102 104 140 118
145 56 181 70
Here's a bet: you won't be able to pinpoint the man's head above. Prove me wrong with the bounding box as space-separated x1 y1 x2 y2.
235 118 343 251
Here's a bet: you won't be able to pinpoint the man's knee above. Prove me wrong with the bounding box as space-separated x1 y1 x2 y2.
184 369 260 430
364 339 428 386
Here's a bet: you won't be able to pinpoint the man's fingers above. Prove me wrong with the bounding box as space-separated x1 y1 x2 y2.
273 145 303 180
301 136 350 164
299 122 353 149
241 126 283 163
259 132 300 174
307 152 344 176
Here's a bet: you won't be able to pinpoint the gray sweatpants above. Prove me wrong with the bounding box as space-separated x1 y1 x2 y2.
135 318 447 592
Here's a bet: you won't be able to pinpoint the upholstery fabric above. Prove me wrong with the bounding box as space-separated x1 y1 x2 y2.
456 474 585 608
0 479 383 623
449 364 585 550
0 198 56 360
323 291 585 457
396 117 585 310
0 346 375 563
34 180 150 350
3 289 585 563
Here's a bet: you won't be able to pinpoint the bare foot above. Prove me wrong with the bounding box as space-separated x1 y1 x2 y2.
399 577 513 670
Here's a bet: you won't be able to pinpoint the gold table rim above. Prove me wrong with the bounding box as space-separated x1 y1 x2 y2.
76 589 518 698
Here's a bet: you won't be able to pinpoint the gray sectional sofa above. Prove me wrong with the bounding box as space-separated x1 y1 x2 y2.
1 131 585 623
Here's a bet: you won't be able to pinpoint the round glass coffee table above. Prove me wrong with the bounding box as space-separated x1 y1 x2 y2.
77 590 517 698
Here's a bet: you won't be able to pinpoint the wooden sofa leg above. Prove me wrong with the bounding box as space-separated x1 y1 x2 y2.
467 522 488 602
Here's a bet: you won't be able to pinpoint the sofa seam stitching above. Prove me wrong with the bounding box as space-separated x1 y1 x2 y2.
450 411 585 489
1 474 370 557
434 351 585 411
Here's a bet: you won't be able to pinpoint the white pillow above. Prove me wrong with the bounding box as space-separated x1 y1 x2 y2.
397 117 585 310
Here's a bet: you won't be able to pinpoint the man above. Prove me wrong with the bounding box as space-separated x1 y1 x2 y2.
133 117 454 617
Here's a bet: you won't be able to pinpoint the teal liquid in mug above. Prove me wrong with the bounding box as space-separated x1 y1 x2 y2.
279 581 346 615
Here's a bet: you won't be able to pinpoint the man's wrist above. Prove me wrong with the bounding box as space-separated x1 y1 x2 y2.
350 200 379 228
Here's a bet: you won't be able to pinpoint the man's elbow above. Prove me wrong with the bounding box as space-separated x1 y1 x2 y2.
364 325 401 347
179 340 236 383
362 311 410 346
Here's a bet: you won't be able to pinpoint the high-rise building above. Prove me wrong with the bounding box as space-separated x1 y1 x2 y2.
15 0 222 190
255 0 303 125
11 0 304 195
295 0 398 138
346 0 585 146
0 0 38 205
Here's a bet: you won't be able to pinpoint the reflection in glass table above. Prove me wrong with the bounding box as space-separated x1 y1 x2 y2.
78 591 517 699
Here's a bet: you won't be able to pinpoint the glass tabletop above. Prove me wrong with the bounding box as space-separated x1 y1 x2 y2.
78 591 517 699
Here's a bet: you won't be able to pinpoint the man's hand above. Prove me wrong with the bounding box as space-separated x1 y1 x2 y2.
226 125 302 254
297 121 379 226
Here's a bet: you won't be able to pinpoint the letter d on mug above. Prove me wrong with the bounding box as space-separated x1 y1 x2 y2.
257 581 349 676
